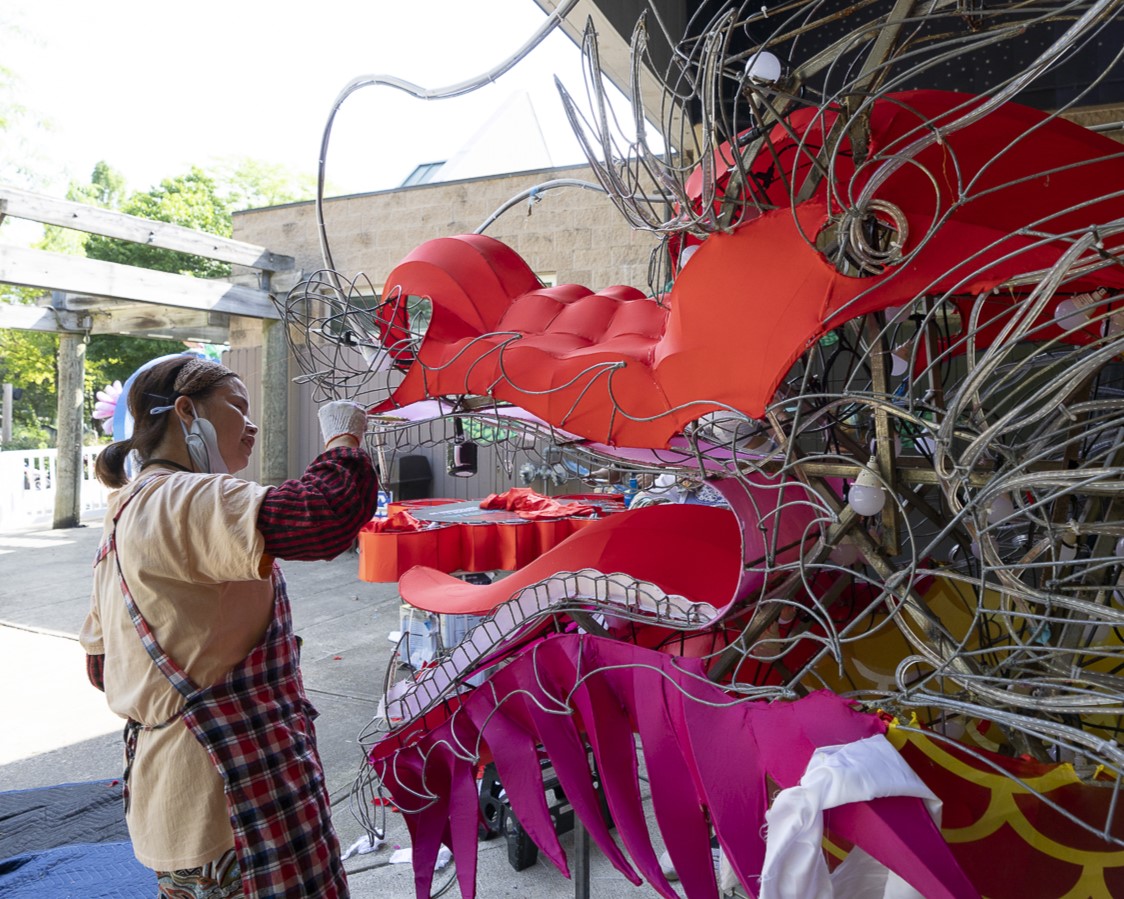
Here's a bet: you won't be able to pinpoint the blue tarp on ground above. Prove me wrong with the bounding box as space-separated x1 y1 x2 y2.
0 781 153 897
0 841 154 897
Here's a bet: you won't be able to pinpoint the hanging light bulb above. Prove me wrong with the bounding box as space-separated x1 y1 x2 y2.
679 243 700 269
1115 536 1124 559
889 346 910 377
830 541 861 565
745 51 783 84
1054 298 1087 331
848 462 886 516
987 493 1016 525
869 434 902 456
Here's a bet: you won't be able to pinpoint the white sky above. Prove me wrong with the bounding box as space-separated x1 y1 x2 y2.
3 0 621 201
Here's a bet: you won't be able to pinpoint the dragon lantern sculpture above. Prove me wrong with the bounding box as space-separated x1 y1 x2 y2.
278 1 1124 896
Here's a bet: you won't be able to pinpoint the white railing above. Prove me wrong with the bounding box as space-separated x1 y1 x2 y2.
0 446 109 531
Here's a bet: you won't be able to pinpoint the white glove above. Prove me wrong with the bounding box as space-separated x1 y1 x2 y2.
318 400 368 447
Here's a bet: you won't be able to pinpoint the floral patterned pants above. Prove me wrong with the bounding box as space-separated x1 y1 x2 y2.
156 848 241 898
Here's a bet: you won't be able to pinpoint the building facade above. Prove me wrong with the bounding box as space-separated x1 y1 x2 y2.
230 162 660 491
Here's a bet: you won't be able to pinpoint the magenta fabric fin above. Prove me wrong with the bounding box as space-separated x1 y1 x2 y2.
400 752 448 899
526 685 642 884
825 796 981 899
632 664 719 899
680 695 768 896
751 692 885 788
369 636 975 899
571 666 682 899
466 700 570 876
448 753 482 899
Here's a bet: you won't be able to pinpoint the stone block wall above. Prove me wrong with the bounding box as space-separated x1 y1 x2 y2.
232 163 661 298
230 163 663 480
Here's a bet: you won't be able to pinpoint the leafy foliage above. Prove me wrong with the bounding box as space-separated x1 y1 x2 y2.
0 60 56 191
85 167 233 277
211 156 319 210
1 148 313 448
0 328 58 442
40 162 129 257
69 160 127 209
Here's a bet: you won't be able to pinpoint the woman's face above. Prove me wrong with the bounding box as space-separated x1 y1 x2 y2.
196 378 257 473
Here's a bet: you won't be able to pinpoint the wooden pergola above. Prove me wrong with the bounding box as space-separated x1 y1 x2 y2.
0 186 296 527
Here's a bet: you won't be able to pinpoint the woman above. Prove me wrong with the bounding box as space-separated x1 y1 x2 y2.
81 354 377 898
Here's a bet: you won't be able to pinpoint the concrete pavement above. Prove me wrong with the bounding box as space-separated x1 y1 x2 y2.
0 518 669 899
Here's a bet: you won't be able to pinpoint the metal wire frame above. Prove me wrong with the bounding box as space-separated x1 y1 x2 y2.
274 0 1124 854
313 0 584 279
343 254 1124 844
558 0 1124 244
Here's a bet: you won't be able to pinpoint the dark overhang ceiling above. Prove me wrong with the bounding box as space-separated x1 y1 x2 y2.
537 0 1124 115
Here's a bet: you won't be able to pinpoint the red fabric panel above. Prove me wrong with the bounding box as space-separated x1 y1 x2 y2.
494 522 536 570
373 90 1124 447
398 503 742 615
459 525 502 572
357 496 620 583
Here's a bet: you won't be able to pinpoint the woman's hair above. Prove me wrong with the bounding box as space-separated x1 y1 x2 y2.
94 356 236 488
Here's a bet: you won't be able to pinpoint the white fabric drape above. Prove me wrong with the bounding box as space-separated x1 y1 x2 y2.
753 734 941 899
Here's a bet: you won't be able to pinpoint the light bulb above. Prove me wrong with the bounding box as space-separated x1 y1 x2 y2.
941 718 966 740
679 244 700 269
987 493 1015 525
869 434 902 455
1054 298 1086 331
1114 536 1124 558
848 463 886 516
745 51 782 84
912 435 936 456
890 348 909 377
830 541 861 565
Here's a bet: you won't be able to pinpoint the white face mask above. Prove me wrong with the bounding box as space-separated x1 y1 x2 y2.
179 401 228 474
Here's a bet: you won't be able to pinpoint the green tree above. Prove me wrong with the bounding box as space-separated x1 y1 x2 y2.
0 323 183 448
70 160 127 209
211 156 319 210
2 154 313 448
40 161 129 257
0 328 57 439
85 167 232 277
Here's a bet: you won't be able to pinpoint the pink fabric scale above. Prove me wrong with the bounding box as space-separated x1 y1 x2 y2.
368 633 978 899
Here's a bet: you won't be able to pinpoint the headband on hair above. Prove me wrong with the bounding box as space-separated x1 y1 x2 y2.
113 351 233 437
174 358 235 396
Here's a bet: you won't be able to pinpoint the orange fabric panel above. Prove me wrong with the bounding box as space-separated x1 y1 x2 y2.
372 90 1124 448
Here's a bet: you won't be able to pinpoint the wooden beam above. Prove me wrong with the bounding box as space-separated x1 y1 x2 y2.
0 303 76 332
0 245 279 319
83 301 228 337
0 186 294 272
0 298 228 340
54 332 84 529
